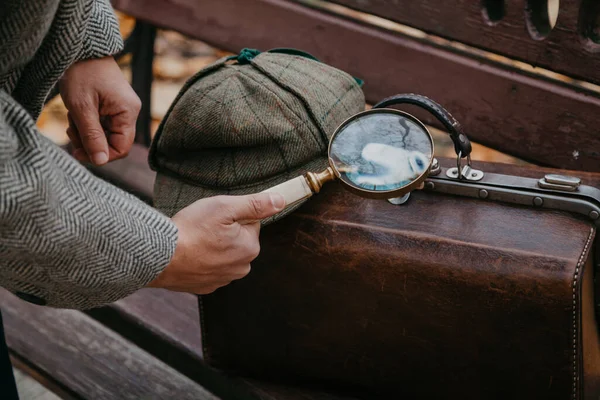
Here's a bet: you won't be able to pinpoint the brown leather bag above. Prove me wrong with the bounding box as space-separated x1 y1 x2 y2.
198 159 600 400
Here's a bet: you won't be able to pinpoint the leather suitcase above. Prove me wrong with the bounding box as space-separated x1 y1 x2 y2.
198 158 600 400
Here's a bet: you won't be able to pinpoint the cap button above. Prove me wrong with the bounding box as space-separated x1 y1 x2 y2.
237 48 261 64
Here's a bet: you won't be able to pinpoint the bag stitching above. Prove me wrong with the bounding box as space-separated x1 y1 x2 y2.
572 227 595 400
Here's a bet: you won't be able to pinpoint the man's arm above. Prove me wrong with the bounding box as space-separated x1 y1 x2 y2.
0 90 178 309
0 0 286 309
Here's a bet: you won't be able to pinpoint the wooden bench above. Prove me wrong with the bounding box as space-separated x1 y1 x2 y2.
7 1 600 398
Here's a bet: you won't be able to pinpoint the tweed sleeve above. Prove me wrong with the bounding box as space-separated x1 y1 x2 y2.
77 0 124 61
0 91 178 310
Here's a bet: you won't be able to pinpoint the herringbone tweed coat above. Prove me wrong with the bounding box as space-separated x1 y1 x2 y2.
0 0 178 309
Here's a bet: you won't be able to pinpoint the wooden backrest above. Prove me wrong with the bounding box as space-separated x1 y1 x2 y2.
111 0 600 172
330 0 600 84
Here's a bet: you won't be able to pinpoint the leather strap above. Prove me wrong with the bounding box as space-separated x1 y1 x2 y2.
372 93 472 158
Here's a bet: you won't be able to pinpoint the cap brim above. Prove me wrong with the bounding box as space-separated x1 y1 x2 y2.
153 157 330 224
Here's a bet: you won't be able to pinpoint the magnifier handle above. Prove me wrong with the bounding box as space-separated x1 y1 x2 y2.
239 175 315 225
263 175 314 208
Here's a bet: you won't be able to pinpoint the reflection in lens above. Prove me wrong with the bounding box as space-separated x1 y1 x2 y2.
329 111 433 192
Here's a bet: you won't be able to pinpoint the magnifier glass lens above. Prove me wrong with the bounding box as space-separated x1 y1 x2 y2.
329 111 433 193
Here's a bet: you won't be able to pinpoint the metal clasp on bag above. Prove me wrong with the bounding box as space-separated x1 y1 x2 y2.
419 161 600 226
538 174 581 192
389 148 600 225
445 152 484 181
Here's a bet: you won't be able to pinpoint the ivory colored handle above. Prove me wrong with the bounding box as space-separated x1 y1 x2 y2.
262 175 314 208
239 175 314 225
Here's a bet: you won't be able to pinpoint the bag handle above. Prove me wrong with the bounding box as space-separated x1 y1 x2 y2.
373 93 472 158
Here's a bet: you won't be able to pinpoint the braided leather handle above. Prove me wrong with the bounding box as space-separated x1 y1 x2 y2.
372 94 472 158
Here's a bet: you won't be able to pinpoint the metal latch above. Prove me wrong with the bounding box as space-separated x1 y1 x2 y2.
538 174 581 192
446 165 484 181
417 166 600 226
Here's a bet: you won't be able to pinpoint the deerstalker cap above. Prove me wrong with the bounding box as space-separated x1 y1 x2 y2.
149 48 365 222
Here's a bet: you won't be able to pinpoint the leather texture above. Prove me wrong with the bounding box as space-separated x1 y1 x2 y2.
199 160 600 400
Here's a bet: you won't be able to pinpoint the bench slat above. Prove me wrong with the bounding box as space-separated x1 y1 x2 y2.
91 288 361 399
1 289 218 400
85 289 209 385
88 290 364 399
327 0 600 85
111 0 600 171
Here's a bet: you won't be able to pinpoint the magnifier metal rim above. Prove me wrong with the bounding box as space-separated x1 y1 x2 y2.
327 108 435 200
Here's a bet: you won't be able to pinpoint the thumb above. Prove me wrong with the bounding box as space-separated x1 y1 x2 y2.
69 102 109 166
222 193 286 223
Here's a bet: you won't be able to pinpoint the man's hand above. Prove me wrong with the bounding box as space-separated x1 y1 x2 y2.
147 192 286 294
59 56 141 166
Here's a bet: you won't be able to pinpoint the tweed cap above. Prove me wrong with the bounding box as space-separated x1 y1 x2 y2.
149 48 365 221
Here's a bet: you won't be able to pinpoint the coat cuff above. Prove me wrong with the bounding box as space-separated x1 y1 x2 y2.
78 0 124 61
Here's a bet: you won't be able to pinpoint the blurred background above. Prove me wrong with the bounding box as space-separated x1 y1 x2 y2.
37 11 529 166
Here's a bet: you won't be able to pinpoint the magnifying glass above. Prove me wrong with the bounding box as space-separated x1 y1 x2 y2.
260 94 472 217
